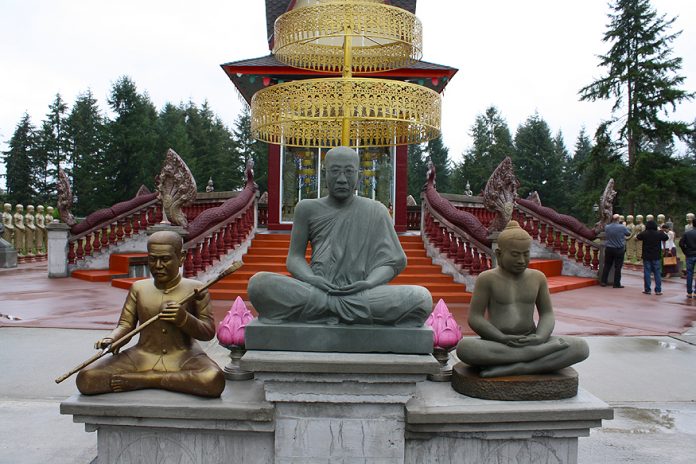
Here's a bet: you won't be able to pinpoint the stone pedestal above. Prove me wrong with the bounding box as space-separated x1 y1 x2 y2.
60 381 275 464
60 353 612 464
405 382 613 464
451 363 579 401
245 320 434 354
241 351 440 463
0 238 17 268
47 222 70 277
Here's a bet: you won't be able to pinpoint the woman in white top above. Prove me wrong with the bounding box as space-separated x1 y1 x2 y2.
662 224 678 277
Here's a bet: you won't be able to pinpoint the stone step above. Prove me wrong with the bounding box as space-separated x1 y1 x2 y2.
529 259 563 278
71 253 148 283
71 269 128 282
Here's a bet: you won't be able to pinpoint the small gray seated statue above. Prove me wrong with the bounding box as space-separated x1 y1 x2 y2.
456 221 589 377
248 146 432 326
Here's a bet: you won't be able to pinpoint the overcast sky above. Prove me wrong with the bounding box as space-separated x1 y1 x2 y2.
1 0 695 189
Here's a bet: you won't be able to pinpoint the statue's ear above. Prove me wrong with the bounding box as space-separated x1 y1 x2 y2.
495 248 503 260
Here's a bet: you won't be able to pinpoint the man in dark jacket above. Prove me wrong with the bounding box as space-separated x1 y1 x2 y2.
601 214 631 288
636 220 669 295
679 218 696 298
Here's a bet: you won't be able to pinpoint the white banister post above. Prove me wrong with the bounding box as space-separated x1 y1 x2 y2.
47 222 70 278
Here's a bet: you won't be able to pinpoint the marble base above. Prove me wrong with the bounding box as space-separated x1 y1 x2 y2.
60 381 274 464
405 382 613 464
246 350 439 463
60 353 611 464
0 239 17 268
451 363 579 400
245 319 434 354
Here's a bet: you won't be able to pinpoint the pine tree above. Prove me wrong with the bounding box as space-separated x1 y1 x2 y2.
2 113 37 205
106 76 159 203
425 135 451 193
157 102 193 164
575 123 625 222
65 90 108 215
33 94 69 204
453 106 514 195
512 113 564 207
184 101 242 192
406 143 426 200
232 106 266 193
579 0 694 169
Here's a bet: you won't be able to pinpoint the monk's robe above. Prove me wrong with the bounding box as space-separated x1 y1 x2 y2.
248 197 432 326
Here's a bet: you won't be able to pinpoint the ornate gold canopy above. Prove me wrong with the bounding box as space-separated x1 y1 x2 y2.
273 0 422 74
251 0 441 148
252 77 440 147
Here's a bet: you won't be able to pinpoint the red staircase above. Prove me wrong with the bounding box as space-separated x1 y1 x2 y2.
528 259 598 293
209 233 473 304
71 253 148 285
70 235 596 302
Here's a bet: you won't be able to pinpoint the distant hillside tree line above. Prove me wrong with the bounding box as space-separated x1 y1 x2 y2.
1 76 267 216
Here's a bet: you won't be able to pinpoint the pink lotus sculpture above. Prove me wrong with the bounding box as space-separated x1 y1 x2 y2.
217 296 254 348
426 299 462 351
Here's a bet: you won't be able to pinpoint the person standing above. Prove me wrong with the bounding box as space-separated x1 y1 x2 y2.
679 219 696 298
637 220 669 295
600 214 631 288
661 224 678 278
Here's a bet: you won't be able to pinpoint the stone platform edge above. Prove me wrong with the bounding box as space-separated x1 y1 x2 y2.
244 319 435 354
240 350 441 375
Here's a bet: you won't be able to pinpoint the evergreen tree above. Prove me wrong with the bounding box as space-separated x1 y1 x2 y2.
425 135 452 193
2 113 37 205
186 101 243 192
579 0 694 170
65 90 108 215
406 142 426 200
566 128 594 218
106 76 159 203
232 106 266 193
512 113 565 208
552 130 574 212
157 102 193 164
33 94 69 204
453 106 514 195
575 123 626 222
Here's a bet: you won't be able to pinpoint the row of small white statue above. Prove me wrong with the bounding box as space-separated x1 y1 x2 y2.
1 203 55 256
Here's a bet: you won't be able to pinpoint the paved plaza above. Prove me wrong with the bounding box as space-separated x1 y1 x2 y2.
1 261 696 463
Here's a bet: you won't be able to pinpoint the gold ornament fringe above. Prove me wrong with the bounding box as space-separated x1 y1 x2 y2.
251 77 440 148
273 0 422 74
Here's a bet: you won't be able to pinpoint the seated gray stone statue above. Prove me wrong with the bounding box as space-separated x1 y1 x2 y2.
456 221 589 377
248 146 432 326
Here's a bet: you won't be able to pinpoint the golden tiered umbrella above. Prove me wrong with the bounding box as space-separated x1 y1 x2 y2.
250 0 441 148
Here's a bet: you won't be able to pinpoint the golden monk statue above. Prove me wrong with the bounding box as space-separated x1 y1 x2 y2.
24 205 37 258
76 231 225 397
456 221 589 377
634 215 646 263
248 146 432 326
625 214 636 263
35 205 46 255
45 206 54 225
13 204 26 256
2 203 13 243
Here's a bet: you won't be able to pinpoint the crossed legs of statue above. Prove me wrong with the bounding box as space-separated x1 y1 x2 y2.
456 336 590 378
248 271 432 327
76 349 225 397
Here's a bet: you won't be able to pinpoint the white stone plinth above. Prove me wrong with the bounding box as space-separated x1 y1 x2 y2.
47 222 70 277
405 381 613 464
60 380 275 464
244 350 439 463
